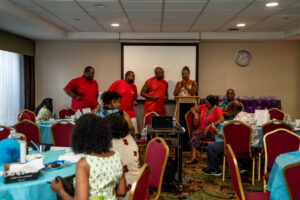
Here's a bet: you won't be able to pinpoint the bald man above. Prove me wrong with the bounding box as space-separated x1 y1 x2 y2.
218 88 243 119
141 67 168 119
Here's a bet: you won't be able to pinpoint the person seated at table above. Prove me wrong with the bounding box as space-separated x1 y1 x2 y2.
105 113 140 200
218 88 243 119
34 98 53 121
186 95 224 164
50 114 126 200
96 91 135 135
202 101 259 176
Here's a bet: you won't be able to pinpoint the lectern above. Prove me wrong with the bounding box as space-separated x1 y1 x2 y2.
174 96 200 151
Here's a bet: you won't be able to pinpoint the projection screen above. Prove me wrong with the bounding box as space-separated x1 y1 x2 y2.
122 43 198 100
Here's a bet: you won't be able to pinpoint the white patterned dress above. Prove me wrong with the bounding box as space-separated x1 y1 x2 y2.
112 135 140 200
82 152 123 200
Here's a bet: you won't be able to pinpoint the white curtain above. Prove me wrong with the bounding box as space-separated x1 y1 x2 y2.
0 50 24 126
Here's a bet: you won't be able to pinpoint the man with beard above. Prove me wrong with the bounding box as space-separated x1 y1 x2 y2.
64 66 99 110
108 71 137 134
141 67 168 119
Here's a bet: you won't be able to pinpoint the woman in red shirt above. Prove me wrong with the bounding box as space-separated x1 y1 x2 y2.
186 95 224 164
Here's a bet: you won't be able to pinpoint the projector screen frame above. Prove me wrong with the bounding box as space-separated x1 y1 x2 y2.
121 43 199 102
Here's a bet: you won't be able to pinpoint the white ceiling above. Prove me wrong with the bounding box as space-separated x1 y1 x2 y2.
0 0 299 40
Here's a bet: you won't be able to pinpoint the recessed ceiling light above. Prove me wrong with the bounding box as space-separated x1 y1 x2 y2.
111 23 120 27
94 4 106 8
236 23 246 27
265 2 279 7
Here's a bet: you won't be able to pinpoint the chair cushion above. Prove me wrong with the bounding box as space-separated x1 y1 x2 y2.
245 192 270 200
264 172 270 182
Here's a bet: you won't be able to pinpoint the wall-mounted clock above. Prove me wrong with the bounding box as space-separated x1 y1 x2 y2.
234 50 251 67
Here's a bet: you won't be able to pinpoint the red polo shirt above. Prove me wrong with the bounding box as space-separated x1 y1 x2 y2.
143 77 168 116
108 80 136 118
64 76 99 110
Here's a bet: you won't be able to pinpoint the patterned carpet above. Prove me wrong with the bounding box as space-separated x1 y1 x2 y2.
142 150 263 200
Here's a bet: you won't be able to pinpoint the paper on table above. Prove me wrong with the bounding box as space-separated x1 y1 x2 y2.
50 146 71 151
58 152 82 163
8 159 44 173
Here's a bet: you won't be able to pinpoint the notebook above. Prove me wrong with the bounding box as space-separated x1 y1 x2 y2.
151 116 173 129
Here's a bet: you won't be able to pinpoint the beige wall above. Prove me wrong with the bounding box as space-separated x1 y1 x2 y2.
35 40 300 119
35 41 121 113
198 40 300 120
0 30 35 56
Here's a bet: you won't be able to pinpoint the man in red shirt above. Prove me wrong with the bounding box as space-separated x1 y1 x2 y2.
108 71 138 134
141 67 168 119
64 66 99 111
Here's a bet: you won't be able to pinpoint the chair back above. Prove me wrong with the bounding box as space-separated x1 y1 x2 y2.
185 111 197 138
264 128 300 171
143 112 159 128
17 109 36 123
223 121 252 157
145 137 169 199
225 144 246 200
283 161 300 200
262 120 293 136
129 164 152 200
51 120 74 147
0 126 11 141
16 120 41 146
269 108 285 120
57 107 76 119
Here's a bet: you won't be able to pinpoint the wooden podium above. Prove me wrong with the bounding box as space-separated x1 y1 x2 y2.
174 96 200 122
174 96 200 151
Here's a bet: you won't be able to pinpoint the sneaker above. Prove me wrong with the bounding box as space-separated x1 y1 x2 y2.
202 167 222 177
240 169 247 174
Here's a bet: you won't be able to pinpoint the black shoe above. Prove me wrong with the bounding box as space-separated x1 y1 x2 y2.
202 167 222 177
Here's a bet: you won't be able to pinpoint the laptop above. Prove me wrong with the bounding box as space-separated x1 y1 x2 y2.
151 116 173 130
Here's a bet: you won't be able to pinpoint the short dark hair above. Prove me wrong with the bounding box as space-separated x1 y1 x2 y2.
104 113 129 139
110 91 121 100
84 66 94 73
125 71 134 78
101 91 111 105
71 114 112 154
206 95 217 105
182 66 190 73
228 101 243 112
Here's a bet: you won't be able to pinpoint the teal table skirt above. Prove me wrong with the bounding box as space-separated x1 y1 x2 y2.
266 150 300 200
0 149 76 200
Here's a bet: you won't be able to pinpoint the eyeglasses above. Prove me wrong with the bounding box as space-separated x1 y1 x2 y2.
182 73 189 75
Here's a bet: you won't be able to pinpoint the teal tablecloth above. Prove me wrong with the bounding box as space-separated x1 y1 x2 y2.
37 119 74 144
266 150 300 200
216 122 300 148
0 149 76 200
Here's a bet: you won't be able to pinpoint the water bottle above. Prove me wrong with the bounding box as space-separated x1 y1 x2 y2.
19 140 27 163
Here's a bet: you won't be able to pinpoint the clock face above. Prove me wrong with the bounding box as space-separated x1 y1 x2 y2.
235 50 251 67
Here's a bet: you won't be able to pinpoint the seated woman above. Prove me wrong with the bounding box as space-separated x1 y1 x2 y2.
96 91 135 135
34 98 53 121
186 95 224 164
105 113 140 200
50 114 126 200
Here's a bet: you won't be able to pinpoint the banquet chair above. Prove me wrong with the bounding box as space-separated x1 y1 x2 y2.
143 112 159 127
17 109 36 123
222 121 257 185
263 128 300 192
129 163 152 200
185 110 213 161
283 161 300 200
268 108 285 120
57 107 76 119
258 120 293 181
144 137 169 200
51 120 75 147
0 125 11 141
16 120 41 146
225 144 270 200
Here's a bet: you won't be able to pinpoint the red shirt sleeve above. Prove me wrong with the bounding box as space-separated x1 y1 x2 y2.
64 78 77 92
